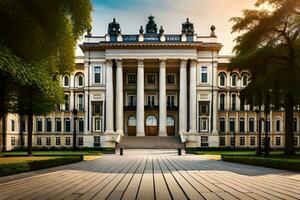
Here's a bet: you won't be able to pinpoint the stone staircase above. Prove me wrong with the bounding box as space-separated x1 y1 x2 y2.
118 136 184 149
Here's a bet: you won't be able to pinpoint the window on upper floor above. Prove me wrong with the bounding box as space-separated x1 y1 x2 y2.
36 118 43 132
219 73 226 86
128 95 136 107
76 74 84 87
219 94 225 111
65 118 71 132
167 74 176 85
92 101 103 116
231 74 237 87
147 95 155 106
239 118 245 133
276 119 281 132
78 94 84 111
167 95 175 107
11 120 15 132
219 118 225 133
94 66 102 84
231 94 236 111
127 74 136 84
201 66 208 83
249 118 255 133
78 118 84 132
294 118 298 132
64 94 70 111
63 75 69 87
46 118 52 132
146 74 156 84
56 118 61 132
230 118 235 133
242 74 248 86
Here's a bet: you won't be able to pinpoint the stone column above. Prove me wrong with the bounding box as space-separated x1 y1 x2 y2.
159 59 167 136
116 59 124 135
212 62 218 135
179 59 188 133
189 59 197 133
136 59 145 136
105 59 114 133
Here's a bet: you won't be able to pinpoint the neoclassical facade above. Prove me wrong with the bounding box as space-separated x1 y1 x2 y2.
1 16 300 150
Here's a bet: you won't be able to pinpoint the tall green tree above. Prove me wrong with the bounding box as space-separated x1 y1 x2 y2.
0 0 92 154
230 0 300 155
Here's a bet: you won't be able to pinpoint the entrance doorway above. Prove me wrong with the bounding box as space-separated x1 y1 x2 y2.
127 116 136 136
145 115 158 136
166 116 175 136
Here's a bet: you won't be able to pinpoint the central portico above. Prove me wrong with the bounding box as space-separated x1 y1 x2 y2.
80 16 222 147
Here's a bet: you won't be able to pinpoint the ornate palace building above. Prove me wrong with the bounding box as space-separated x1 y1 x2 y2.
1 16 300 150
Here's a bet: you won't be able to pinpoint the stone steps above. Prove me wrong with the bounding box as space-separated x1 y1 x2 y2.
118 136 184 149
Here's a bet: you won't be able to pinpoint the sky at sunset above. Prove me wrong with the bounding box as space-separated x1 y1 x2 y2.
77 0 256 55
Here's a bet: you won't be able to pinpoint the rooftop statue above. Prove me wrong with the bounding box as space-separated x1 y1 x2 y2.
145 15 158 34
181 18 194 35
108 18 121 35
139 26 144 34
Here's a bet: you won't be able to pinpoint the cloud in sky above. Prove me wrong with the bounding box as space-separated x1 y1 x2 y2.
77 0 256 55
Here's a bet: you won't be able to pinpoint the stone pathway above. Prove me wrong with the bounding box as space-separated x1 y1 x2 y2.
0 150 300 200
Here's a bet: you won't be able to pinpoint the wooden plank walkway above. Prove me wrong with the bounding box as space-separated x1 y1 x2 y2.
0 149 300 200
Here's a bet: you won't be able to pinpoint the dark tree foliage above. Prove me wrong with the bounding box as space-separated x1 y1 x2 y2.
0 0 92 154
230 0 300 155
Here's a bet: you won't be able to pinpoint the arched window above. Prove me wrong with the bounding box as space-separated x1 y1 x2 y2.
249 118 254 133
11 120 15 132
128 116 136 126
294 118 298 132
259 118 264 132
219 118 225 132
231 94 236 111
78 94 84 111
219 73 226 86
220 94 225 111
231 74 237 87
229 118 235 133
239 118 245 133
64 94 69 111
76 74 84 87
166 116 175 126
276 119 281 132
63 76 69 87
146 115 157 126
242 74 248 86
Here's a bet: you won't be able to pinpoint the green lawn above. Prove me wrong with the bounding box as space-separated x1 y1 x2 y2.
0 156 62 164
1 150 103 157
194 150 300 156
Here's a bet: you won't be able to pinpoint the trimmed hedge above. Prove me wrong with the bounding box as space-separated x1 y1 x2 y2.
0 156 83 177
223 156 300 172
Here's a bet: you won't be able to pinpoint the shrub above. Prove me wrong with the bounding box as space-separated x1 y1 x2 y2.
0 156 83 177
223 156 300 172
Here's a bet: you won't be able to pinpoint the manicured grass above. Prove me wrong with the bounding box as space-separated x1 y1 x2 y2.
223 155 300 172
194 150 300 156
1 150 103 157
0 156 83 177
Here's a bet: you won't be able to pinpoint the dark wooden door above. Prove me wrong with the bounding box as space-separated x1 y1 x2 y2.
145 115 158 136
167 126 175 136
167 116 175 136
127 126 136 136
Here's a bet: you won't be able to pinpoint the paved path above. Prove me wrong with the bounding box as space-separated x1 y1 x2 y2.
0 150 300 200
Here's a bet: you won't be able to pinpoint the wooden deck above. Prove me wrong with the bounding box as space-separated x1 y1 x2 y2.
0 149 300 200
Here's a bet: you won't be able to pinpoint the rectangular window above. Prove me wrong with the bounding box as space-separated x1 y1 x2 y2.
128 95 136 107
46 137 51 146
56 137 61 145
219 118 225 133
201 67 208 83
200 118 208 131
65 118 71 132
146 74 156 84
275 137 281 146
239 119 245 133
78 119 84 132
127 74 136 84
249 119 254 133
46 118 52 132
56 118 61 132
65 137 71 145
21 120 26 132
220 137 226 146
250 137 256 146
167 95 175 107
201 136 209 147
167 74 175 85
147 95 155 106
199 101 209 115
11 137 16 146
240 137 245 146
294 137 298 146
94 66 101 83
229 118 235 133
94 136 100 147
78 137 83 146
94 117 102 132
37 137 42 146
230 137 235 146
36 118 43 132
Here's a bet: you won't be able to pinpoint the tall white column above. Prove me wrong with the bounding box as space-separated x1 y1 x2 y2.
116 59 124 135
179 59 188 133
212 62 218 134
105 59 114 133
189 59 197 133
136 59 145 136
159 59 167 136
